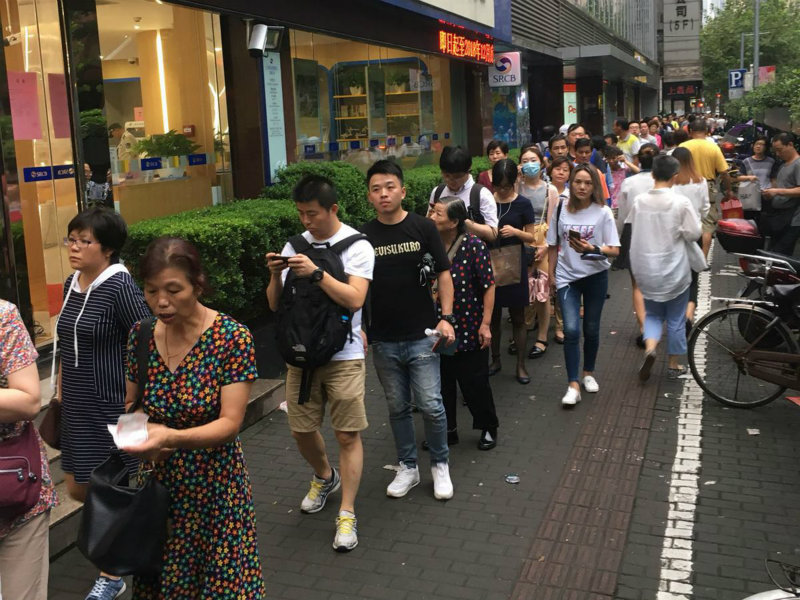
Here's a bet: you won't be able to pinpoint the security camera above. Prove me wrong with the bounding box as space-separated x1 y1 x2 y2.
248 24 284 56
127 57 138 65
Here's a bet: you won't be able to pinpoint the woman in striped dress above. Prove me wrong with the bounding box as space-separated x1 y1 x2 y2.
57 207 150 600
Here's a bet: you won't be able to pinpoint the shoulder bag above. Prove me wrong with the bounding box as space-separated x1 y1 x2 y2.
0 422 43 519
77 316 169 576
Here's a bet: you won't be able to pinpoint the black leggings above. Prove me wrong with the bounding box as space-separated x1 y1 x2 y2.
440 348 499 432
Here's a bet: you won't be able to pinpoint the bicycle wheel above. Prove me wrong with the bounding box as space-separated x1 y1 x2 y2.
688 306 796 408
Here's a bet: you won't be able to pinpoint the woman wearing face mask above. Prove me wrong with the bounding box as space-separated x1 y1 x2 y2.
546 157 573 345
488 159 536 384
57 207 150 600
121 237 263 599
478 140 509 192
547 165 620 408
516 145 559 358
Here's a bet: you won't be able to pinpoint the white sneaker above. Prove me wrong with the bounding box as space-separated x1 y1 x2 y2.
333 510 358 552
581 375 599 393
561 386 581 407
300 468 341 513
386 463 420 498
431 462 454 500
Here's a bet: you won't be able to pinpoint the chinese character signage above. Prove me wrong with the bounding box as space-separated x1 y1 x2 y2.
663 81 702 98
437 23 494 64
664 0 701 37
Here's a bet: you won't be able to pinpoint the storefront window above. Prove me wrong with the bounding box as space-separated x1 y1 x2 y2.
93 0 232 223
289 30 456 171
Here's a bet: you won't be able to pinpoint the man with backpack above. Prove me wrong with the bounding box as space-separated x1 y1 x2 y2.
362 159 457 501
266 174 374 553
429 145 498 242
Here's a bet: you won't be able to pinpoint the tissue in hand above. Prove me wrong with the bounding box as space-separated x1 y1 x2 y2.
107 413 149 448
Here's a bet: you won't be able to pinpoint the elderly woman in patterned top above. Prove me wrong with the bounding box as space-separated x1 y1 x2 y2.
0 299 57 600
429 195 500 451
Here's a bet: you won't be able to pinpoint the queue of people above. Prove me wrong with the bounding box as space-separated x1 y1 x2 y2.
2 114 797 600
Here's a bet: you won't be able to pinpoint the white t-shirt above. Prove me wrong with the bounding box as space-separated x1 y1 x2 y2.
280 223 375 361
428 175 499 228
546 202 620 290
673 180 710 220
617 171 655 231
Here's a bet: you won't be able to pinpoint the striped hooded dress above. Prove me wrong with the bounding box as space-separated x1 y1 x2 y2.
56 264 150 483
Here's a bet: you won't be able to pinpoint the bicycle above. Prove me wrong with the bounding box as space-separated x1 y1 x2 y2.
688 253 800 408
743 558 800 599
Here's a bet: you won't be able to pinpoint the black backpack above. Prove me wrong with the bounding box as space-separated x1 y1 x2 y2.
275 233 370 403
433 183 486 225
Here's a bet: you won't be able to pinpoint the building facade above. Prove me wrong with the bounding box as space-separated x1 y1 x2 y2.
511 0 660 137
0 0 511 345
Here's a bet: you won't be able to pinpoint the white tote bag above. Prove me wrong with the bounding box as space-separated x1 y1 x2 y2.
737 180 761 211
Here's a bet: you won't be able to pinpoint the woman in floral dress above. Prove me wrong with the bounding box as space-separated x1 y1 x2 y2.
122 237 264 599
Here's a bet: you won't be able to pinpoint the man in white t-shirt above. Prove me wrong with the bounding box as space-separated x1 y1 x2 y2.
428 145 498 242
266 174 374 553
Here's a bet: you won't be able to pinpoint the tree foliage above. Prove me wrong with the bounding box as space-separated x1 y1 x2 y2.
700 0 800 100
724 67 800 123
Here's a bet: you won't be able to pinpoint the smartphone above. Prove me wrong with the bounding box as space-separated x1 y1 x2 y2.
568 230 581 241
270 256 291 263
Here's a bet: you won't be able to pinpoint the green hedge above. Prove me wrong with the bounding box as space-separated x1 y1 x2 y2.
122 199 302 320
123 151 503 321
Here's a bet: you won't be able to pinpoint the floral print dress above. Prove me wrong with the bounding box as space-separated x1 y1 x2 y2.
126 313 264 599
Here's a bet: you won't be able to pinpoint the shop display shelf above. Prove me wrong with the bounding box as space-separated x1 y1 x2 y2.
387 113 419 118
335 116 368 120
333 94 367 99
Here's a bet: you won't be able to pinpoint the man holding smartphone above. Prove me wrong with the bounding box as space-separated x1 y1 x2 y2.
266 175 374 553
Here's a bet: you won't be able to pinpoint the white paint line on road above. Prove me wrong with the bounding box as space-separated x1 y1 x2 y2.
656 242 715 600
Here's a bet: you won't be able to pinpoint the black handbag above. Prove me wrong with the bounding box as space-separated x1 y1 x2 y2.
76 317 169 576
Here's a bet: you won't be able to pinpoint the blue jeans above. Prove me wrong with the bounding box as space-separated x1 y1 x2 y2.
557 270 609 383
372 338 448 467
644 288 690 355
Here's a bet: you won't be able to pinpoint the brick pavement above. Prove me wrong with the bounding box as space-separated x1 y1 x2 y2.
47 254 800 600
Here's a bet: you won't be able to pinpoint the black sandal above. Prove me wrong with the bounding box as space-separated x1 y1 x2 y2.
554 333 565 345
527 340 549 359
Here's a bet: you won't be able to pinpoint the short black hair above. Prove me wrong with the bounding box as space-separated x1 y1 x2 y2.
367 159 404 186
575 138 592 151
567 123 586 135
673 129 689 145
492 158 518 188
590 135 606 151
486 139 509 156
652 155 680 182
637 143 660 170
614 118 630 130
603 145 623 160
439 145 472 174
773 132 795 146
293 174 338 209
549 134 567 149
689 119 707 133
604 133 618 145
662 131 676 147
67 206 128 263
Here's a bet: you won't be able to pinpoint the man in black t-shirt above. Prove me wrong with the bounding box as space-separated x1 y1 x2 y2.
361 160 457 501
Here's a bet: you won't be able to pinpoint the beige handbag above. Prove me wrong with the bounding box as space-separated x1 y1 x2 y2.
490 245 522 287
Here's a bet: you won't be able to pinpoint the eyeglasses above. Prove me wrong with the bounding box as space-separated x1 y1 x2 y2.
63 237 94 249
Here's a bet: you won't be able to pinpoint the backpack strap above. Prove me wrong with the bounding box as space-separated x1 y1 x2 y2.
433 184 446 204
329 233 370 255
288 234 313 254
469 183 485 225
129 316 156 414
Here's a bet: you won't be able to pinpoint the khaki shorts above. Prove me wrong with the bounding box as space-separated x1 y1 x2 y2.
286 360 368 433
702 201 719 234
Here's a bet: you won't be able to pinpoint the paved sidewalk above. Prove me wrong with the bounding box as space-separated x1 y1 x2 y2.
48 250 800 600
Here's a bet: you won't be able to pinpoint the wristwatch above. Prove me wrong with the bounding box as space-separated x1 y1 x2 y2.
441 314 456 326
311 268 324 283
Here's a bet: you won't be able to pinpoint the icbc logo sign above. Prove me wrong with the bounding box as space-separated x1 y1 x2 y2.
489 52 521 87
